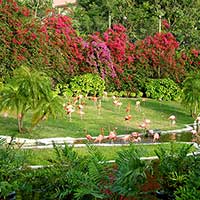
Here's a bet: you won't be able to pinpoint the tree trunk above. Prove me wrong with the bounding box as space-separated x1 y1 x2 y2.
17 114 24 133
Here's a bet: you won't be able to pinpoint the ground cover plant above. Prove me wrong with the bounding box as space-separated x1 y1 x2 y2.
0 141 198 200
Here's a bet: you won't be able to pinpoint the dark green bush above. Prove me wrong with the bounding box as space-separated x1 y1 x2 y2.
145 78 181 101
174 155 200 200
155 143 194 198
0 138 27 199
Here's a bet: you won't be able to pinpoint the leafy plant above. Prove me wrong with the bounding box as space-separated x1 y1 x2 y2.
145 78 181 101
0 66 64 133
111 145 148 199
69 73 105 96
181 72 200 118
0 138 27 199
74 145 112 200
20 144 89 200
174 154 200 200
155 142 193 197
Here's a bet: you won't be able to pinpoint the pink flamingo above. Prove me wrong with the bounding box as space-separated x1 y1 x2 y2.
91 96 98 106
139 122 148 134
135 101 141 112
84 129 93 141
126 103 131 114
77 104 85 120
153 132 160 142
97 100 102 115
131 132 141 143
94 128 104 143
133 136 141 143
86 134 93 141
121 134 131 143
124 114 132 121
124 114 132 129
168 115 176 126
107 128 117 143
191 129 197 135
64 104 75 121
113 100 122 110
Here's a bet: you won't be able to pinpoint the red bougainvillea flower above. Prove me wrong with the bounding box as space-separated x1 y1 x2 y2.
162 19 170 29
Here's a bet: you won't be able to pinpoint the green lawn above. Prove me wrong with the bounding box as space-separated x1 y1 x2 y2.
0 97 193 139
24 143 197 165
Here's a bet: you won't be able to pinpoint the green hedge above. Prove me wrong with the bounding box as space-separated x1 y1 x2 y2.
55 73 105 97
145 78 181 101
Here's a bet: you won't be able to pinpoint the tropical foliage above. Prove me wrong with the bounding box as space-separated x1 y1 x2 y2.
73 0 200 49
0 66 64 133
181 72 200 118
145 78 181 101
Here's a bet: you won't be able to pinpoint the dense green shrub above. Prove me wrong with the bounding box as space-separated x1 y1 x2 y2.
55 83 73 98
174 155 200 200
145 78 181 101
69 73 105 96
155 143 194 198
181 72 200 118
107 91 137 98
0 139 27 199
111 145 148 198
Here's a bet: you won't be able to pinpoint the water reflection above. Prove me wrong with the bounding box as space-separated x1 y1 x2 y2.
160 132 193 143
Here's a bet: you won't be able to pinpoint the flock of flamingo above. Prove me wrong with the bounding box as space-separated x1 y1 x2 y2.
61 94 186 144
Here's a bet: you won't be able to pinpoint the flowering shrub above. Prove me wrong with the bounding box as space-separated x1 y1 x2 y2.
41 14 85 78
103 24 136 90
0 0 41 75
1 0 200 93
82 33 116 79
179 48 200 74
134 32 184 82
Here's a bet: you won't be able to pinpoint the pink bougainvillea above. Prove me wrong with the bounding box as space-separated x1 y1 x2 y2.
41 14 85 75
162 19 170 29
134 32 184 81
82 33 116 79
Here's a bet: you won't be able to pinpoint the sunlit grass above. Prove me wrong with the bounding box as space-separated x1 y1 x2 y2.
24 143 197 165
0 97 193 139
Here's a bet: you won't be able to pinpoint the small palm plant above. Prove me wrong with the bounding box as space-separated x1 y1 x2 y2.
0 66 64 133
182 72 200 118
74 144 112 200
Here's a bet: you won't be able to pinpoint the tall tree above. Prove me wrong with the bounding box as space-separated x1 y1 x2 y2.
73 0 200 48
16 0 53 18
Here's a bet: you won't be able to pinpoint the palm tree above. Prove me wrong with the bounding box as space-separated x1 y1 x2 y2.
0 66 64 133
182 72 200 118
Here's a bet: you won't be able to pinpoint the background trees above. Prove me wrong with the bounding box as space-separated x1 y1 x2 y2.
73 0 200 49
16 0 53 18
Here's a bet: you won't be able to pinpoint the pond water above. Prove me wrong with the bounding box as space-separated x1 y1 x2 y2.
160 132 193 143
73 132 196 145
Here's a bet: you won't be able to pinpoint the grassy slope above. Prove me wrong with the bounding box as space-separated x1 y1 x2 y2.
0 98 193 139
